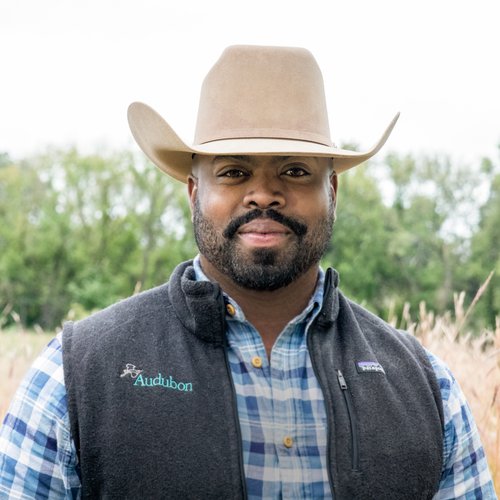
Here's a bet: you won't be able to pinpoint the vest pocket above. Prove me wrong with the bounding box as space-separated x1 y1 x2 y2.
337 370 360 471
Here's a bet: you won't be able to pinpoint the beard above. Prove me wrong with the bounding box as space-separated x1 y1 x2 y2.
192 197 335 291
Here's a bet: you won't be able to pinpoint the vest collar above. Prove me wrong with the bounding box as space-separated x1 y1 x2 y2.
168 261 227 345
167 260 340 343
316 267 340 328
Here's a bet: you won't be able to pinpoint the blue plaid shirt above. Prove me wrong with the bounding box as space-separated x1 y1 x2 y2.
0 262 497 498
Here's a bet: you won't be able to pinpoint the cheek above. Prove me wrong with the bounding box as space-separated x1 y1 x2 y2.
296 189 332 220
321 183 336 215
196 190 238 227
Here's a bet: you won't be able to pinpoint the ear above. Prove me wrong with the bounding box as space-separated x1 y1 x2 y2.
187 175 198 217
330 171 338 205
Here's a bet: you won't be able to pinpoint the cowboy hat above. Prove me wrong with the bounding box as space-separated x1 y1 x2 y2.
128 45 399 183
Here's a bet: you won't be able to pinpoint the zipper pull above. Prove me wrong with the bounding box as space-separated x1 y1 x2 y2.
337 370 348 390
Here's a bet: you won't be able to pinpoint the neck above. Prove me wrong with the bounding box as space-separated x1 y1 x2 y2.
199 256 320 357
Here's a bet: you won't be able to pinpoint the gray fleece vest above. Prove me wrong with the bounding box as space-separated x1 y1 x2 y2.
63 261 444 499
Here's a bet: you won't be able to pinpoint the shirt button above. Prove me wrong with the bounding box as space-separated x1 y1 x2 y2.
226 303 236 316
283 436 293 448
251 356 263 368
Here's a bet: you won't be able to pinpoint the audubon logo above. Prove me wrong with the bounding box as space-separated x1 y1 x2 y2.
120 364 143 379
120 364 193 392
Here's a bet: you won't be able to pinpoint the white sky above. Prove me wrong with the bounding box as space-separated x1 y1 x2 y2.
1 0 499 167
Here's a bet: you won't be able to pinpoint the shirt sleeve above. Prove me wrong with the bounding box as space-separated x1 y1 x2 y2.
427 350 498 499
0 332 82 499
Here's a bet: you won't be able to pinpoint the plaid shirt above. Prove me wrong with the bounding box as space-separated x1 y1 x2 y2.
0 264 496 498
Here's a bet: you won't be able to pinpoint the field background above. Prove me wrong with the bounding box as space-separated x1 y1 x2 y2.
1 299 499 492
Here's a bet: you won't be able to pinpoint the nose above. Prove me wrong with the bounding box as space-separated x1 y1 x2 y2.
242 175 286 210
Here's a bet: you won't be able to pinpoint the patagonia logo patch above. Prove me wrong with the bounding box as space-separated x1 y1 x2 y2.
356 361 385 374
120 364 193 392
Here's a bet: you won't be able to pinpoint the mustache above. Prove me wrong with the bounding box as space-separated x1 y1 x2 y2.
223 209 308 239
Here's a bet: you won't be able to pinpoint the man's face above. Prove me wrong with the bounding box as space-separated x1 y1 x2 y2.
188 155 337 291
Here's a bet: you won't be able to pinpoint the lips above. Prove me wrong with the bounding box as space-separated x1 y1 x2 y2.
238 220 291 235
237 220 291 247
223 208 307 240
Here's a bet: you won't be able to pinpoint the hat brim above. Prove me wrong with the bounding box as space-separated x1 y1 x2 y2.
128 102 399 183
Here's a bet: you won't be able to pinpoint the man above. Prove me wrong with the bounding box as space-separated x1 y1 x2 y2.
0 45 496 498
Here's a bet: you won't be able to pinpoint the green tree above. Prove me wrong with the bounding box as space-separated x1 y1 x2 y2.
326 152 473 321
322 164 396 312
466 155 500 327
0 148 196 329
0 152 11 168
1 145 497 329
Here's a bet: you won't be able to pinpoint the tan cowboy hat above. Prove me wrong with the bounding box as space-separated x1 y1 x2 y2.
128 45 399 183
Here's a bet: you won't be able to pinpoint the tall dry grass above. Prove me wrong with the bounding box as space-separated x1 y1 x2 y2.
1 288 499 491
0 306 54 419
389 273 500 491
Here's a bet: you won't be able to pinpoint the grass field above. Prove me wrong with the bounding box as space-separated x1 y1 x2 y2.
390 292 500 491
0 326 54 419
1 299 499 492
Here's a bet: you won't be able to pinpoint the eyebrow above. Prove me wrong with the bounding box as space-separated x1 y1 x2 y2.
212 155 291 165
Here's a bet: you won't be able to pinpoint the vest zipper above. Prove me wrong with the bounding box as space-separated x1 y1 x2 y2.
223 338 248 499
337 370 360 470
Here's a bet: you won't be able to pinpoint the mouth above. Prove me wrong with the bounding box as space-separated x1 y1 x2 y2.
237 220 291 247
222 208 307 243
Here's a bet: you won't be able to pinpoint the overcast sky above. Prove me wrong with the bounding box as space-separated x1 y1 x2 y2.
1 0 499 167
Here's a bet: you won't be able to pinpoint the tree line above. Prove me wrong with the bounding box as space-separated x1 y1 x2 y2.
0 146 498 330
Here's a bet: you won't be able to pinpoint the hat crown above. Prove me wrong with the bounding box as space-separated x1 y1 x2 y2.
194 45 332 147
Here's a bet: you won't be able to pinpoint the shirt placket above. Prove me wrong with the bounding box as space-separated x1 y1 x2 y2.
269 324 303 499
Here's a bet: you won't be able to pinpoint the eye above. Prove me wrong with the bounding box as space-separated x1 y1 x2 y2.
282 164 310 177
217 168 248 178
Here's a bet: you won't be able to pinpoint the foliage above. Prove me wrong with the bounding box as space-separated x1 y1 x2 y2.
0 145 498 329
323 165 396 308
323 150 499 327
0 148 196 328
467 165 500 326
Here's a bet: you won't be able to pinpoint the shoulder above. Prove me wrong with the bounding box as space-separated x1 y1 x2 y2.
62 281 172 352
63 261 197 345
75 281 170 332
340 294 396 334
341 294 425 353
336 293 443 411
